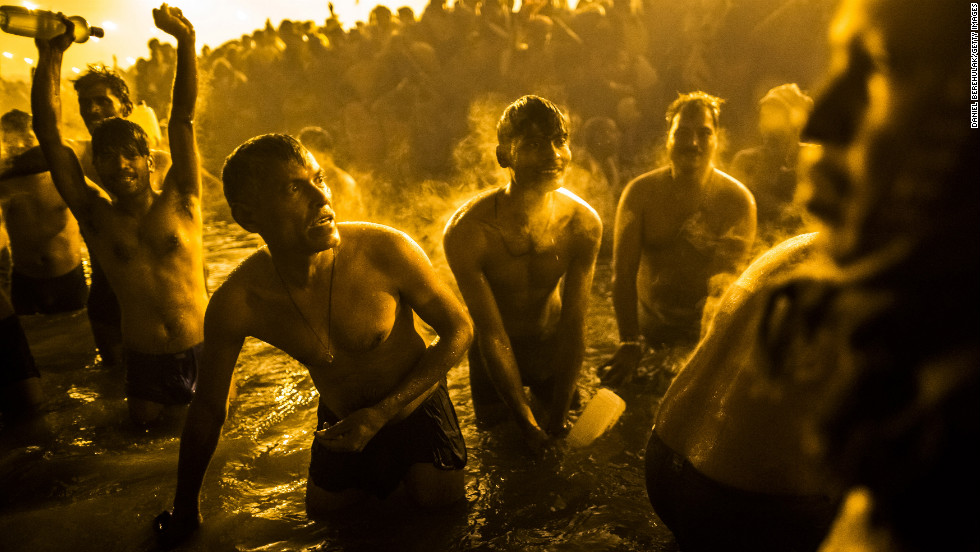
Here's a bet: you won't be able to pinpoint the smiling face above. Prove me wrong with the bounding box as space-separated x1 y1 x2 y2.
93 147 153 198
502 122 571 192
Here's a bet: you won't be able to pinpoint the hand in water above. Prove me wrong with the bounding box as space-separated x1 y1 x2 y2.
598 343 644 386
315 407 387 452
153 508 202 548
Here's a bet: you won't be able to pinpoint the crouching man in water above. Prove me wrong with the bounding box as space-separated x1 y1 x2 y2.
31 5 207 425
443 95 602 452
154 134 473 545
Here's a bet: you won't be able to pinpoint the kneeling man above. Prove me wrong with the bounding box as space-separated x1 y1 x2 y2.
156 134 473 544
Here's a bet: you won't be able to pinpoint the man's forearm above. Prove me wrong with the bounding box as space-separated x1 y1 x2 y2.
170 33 197 126
173 403 224 514
0 147 49 182
31 49 64 147
372 327 471 423
612 274 641 341
478 335 538 429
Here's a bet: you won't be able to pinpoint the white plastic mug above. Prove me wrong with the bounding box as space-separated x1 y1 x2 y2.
566 388 626 448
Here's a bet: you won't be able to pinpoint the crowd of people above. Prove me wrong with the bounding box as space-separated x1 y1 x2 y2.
1 0 976 551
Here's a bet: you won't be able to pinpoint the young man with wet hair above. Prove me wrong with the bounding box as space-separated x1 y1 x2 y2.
154 133 473 544
443 95 602 452
31 4 207 425
0 109 86 316
601 91 756 386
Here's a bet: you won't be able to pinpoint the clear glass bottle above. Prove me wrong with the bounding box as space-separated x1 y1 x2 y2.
1 6 104 43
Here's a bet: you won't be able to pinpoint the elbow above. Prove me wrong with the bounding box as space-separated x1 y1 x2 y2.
456 315 475 356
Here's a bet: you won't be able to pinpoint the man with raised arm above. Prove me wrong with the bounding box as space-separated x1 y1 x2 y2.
443 95 602 452
601 92 756 386
154 134 472 545
31 4 207 425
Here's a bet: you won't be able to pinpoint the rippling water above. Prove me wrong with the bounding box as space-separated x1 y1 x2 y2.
0 219 682 552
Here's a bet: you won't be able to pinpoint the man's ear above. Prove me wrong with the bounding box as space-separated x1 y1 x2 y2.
230 201 261 233
495 144 510 169
146 154 155 173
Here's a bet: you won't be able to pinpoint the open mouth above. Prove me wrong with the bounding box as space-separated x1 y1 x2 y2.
310 212 335 228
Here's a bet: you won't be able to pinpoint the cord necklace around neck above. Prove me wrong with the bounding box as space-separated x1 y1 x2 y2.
273 248 336 364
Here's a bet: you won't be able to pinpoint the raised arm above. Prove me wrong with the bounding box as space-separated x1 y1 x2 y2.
152 4 200 199
443 217 549 450
318 231 474 451
31 18 101 218
155 283 246 546
601 179 646 386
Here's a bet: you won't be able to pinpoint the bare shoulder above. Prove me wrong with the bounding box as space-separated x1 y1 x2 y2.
557 187 602 238
444 187 496 234
341 221 429 266
621 166 671 204
208 248 275 315
443 187 497 250
712 169 756 207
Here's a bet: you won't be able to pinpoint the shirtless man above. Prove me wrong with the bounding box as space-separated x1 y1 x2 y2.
31 5 207 425
153 134 473 545
0 110 86 316
730 83 814 243
601 92 756 386
443 95 602 450
0 64 174 368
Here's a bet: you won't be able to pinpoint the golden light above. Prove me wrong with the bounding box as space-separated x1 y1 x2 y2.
2 52 13 59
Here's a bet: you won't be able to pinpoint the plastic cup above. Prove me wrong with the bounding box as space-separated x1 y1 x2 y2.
566 388 626 448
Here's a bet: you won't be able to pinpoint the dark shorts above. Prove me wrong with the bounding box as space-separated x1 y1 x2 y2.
11 265 88 315
124 344 201 405
468 334 572 409
0 314 39 386
309 380 467 498
86 257 121 328
644 431 839 552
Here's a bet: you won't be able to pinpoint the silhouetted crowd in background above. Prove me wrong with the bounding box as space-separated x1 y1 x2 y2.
3 0 834 238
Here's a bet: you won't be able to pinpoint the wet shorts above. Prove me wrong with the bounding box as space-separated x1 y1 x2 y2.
309 380 467 498
644 431 839 552
124 344 201 405
0 314 39 386
11 264 88 315
85 258 121 328
468 336 580 417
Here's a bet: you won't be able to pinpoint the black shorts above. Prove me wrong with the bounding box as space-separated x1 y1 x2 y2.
85 257 121 328
11 264 88 315
0 314 39 386
309 380 467 498
644 431 839 552
124 344 201 405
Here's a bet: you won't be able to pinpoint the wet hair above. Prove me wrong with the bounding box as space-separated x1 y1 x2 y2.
297 126 334 153
91 117 150 160
72 65 134 116
222 133 309 205
496 95 569 148
665 91 724 128
1 109 31 133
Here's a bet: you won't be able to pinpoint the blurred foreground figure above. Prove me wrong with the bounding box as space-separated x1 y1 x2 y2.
32 4 207 426
601 92 756 386
444 95 602 453
730 83 814 243
155 134 472 546
647 0 979 551
801 0 978 550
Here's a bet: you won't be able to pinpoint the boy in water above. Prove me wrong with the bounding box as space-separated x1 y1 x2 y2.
443 95 602 452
